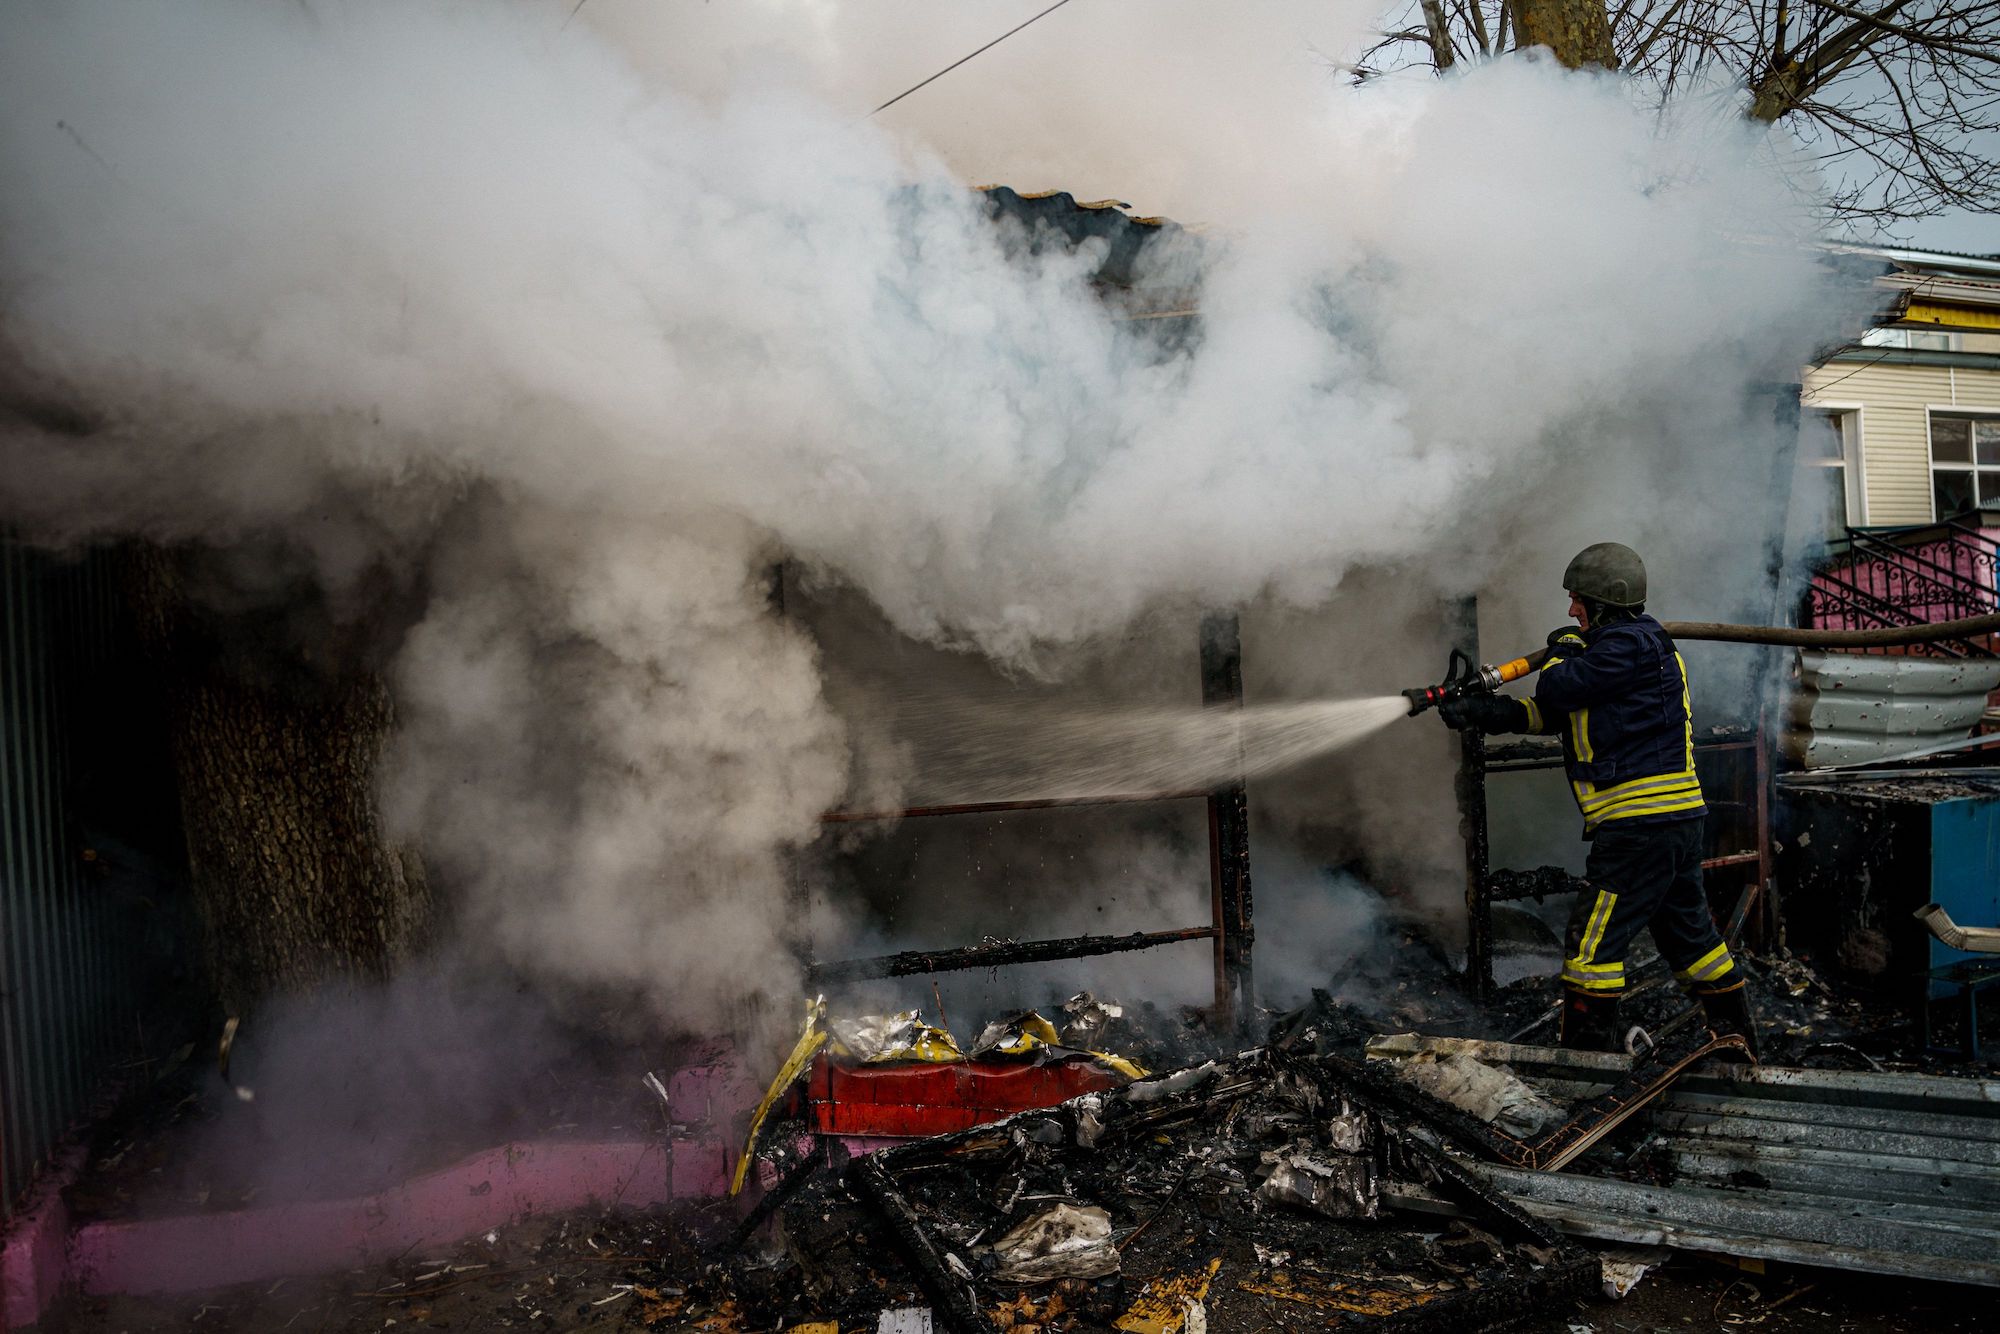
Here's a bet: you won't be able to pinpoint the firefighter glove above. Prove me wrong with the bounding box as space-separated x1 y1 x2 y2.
1439 693 1519 734
1546 626 1587 655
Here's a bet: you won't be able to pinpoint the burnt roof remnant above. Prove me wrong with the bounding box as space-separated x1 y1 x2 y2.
979 185 1204 328
978 186 1174 283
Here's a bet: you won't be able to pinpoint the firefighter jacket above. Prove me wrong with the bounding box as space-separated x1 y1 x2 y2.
1508 614 1706 834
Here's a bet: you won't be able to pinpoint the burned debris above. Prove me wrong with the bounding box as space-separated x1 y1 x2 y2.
785 1045 1597 1333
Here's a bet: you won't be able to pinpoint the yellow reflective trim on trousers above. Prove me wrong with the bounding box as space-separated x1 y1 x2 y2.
1678 943 1735 983
1676 942 1729 978
1562 957 1627 990
1575 890 1617 965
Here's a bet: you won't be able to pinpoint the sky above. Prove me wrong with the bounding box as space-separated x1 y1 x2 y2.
581 0 1994 254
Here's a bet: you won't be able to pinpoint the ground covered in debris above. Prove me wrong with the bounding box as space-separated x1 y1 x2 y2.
39 944 2000 1333
51 1199 1996 1333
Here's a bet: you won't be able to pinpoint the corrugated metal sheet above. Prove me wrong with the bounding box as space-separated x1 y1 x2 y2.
0 539 146 1217
1373 1036 2000 1286
1784 649 2000 768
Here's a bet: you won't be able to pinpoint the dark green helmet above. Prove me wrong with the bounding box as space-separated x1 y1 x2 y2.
1563 542 1647 608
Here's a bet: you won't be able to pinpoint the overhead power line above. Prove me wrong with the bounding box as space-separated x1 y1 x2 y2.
871 0 1079 117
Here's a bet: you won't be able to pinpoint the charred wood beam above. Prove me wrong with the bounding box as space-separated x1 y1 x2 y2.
1487 866 1591 903
806 926 1217 985
711 1138 841 1259
1200 611 1254 1026
854 1156 998 1334
1453 597 1494 1000
820 790 1209 824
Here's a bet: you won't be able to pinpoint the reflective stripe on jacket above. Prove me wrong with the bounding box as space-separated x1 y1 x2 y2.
1524 614 1705 833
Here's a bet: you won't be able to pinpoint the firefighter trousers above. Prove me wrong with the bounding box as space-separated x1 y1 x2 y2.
1562 819 1738 998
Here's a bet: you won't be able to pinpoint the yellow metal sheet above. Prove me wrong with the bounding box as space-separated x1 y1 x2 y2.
730 999 829 1197
1237 1272 1447 1317
1115 1257 1221 1334
1905 300 2000 331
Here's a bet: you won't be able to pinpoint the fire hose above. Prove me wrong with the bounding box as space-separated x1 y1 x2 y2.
1401 610 2000 716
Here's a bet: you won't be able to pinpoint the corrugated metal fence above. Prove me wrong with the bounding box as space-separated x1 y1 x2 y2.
0 540 150 1217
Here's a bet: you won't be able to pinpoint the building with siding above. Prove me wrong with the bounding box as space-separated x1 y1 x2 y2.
1803 247 2000 532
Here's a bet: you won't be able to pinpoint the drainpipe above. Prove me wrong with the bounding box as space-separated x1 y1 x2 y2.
1914 903 2000 954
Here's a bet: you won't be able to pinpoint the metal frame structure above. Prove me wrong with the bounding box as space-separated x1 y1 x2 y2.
801 613 1257 1027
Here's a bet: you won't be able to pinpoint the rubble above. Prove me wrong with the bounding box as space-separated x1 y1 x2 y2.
1596 1244 1669 1300
842 1045 1598 1331
984 1204 1119 1282
1387 1048 1560 1138
1254 1147 1378 1219
1367 1033 2000 1287
829 1011 966 1063
1361 1025 1749 1171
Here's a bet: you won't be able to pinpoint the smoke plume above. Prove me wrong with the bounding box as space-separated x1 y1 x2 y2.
1 1 1862 1031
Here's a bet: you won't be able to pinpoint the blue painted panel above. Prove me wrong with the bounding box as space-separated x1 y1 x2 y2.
1929 796 2000 991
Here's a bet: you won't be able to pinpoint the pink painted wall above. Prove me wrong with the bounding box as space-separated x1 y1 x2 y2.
1809 528 2000 632
2 1053 767 1329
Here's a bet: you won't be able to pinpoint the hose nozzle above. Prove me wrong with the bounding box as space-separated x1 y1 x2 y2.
1403 683 1450 716
1401 648 1550 718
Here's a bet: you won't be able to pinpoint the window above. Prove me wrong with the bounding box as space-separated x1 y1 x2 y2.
1930 414 2000 519
1808 409 1860 532
1863 327 1956 352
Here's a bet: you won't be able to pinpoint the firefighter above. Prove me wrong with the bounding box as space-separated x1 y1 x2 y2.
1440 543 1759 1058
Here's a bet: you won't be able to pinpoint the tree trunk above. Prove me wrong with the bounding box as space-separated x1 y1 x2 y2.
1512 0 1619 67
126 546 430 1013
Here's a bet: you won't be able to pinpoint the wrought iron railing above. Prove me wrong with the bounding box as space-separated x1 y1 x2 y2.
1802 568 1988 659
1806 522 1999 660
1838 530 1994 621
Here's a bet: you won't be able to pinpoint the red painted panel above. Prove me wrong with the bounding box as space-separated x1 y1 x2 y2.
799 1057 1125 1138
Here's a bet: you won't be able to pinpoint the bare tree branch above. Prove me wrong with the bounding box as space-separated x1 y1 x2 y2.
1360 0 2000 229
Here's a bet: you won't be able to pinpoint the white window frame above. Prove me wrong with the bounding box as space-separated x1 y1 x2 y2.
1862 327 1959 352
1809 404 1866 528
1927 408 2000 521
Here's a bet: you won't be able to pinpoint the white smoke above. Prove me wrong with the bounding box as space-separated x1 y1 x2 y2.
0 1 1861 1026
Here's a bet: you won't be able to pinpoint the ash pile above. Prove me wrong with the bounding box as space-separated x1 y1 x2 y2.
749 1046 1596 1332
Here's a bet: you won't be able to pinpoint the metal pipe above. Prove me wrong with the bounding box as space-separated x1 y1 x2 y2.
805 925 1218 984
1662 612 2000 648
1913 903 2000 955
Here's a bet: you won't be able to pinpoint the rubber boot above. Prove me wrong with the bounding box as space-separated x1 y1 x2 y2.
1559 989 1624 1053
1695 982 1762 1062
